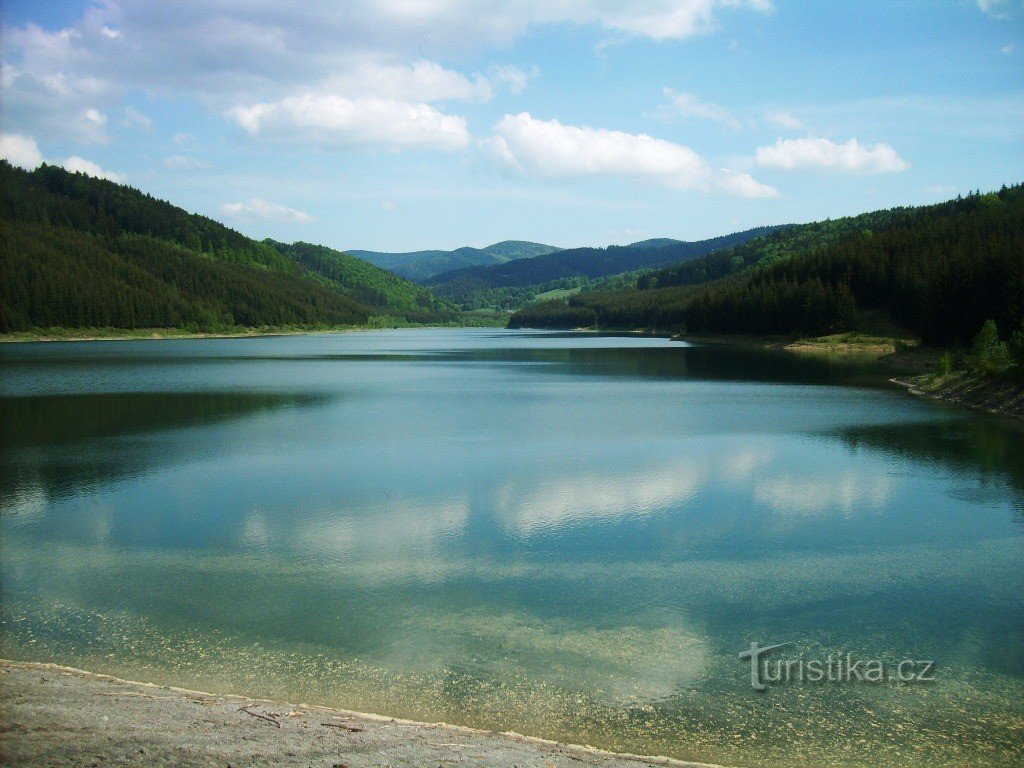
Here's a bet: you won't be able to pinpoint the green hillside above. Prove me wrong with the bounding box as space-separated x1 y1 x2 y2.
1 220 372 330
266 240 457 322
426 226 784 307
637 198 983 291
349 240 561 282
510 186 1024 347
0 161 451 332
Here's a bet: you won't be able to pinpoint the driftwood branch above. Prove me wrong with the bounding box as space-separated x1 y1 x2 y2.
239 706 281 728
321 722 363 732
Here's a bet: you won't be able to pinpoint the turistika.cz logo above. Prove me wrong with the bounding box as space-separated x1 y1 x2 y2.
738 642 936 691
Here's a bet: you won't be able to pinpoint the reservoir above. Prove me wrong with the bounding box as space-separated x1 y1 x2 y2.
2 329 1021 767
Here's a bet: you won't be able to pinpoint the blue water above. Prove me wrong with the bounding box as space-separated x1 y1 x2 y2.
2 329 1021 767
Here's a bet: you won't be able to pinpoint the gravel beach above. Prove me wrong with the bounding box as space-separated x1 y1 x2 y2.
0 661 728 768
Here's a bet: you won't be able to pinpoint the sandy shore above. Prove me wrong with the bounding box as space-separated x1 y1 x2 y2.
0 661 728 768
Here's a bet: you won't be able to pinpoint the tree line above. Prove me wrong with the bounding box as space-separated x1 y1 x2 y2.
511 185 1024 347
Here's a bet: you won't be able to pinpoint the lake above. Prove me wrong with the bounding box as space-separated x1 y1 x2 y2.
1 328 1021 767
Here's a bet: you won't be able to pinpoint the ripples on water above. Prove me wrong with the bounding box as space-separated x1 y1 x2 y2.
1 329 1022 767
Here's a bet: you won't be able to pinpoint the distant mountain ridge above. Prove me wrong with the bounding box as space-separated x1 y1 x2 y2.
425 226 785 305
349 240 561 282
627 238 684 250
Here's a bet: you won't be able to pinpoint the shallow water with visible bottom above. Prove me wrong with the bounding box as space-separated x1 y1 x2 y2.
1 329 1021 767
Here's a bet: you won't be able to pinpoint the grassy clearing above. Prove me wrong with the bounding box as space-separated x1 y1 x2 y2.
532 287 583 302
786 332 917 355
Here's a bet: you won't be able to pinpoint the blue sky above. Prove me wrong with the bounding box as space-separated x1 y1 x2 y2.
1 1 1021 251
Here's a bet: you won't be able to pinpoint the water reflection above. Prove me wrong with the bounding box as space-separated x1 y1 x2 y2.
837 419 1024 513
2 329 1022 768
0 391 328 512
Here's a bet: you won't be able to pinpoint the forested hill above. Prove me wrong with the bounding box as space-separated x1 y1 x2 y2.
426 225 784 303
0 162 451 332
266 240 455 321
638 194 1000 291
349 241 561 282
510 185 1024 347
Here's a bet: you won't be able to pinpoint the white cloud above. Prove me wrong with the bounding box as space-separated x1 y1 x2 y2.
764 109 804 130
172 132 195 144
1001 43 1017 54
320 60 532 104
1 2 770 143
0 133 44 169
83 107 107 127
490 64 537 96
658 88 743 130
164 155 211 170
62 155 127 182
0 132 126 181
975 0 1017 18
121 106 152 130
220 197 314 223
228 94 471 150
718 169 780 198
381 200 398 212
1 21 117 142
754 136 909 174
545 0 775 41
487 112 778 197
0 63 17 89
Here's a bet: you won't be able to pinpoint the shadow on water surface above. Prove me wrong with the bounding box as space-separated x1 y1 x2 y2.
0 391 329 508
836 418 1024 515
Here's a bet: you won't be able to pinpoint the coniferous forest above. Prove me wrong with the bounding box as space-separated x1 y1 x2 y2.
3 159 1021 348
511 185 1024 346
0 161 453 332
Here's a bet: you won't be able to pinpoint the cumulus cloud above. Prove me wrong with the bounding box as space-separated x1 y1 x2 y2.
1 132 125 181
718 169 780 198
539 0 775 41
228 94 471 149
1 20 119 142
0 133 44 169
487 112 778 197
62 155 127 182
754 136 909 173
1 1 770 143
764 109 804 130
490 64 537 95
325 60 531 103
658 88 743 130
220 197 314 223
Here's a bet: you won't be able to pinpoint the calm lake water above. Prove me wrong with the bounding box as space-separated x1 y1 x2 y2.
2 329 1022 767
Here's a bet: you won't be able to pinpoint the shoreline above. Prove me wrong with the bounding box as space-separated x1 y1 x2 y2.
4 324 1020 422
0 322 504 344
890 371 1024 423
0 325 368 344
0 659 730 768
677 332 1024 422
